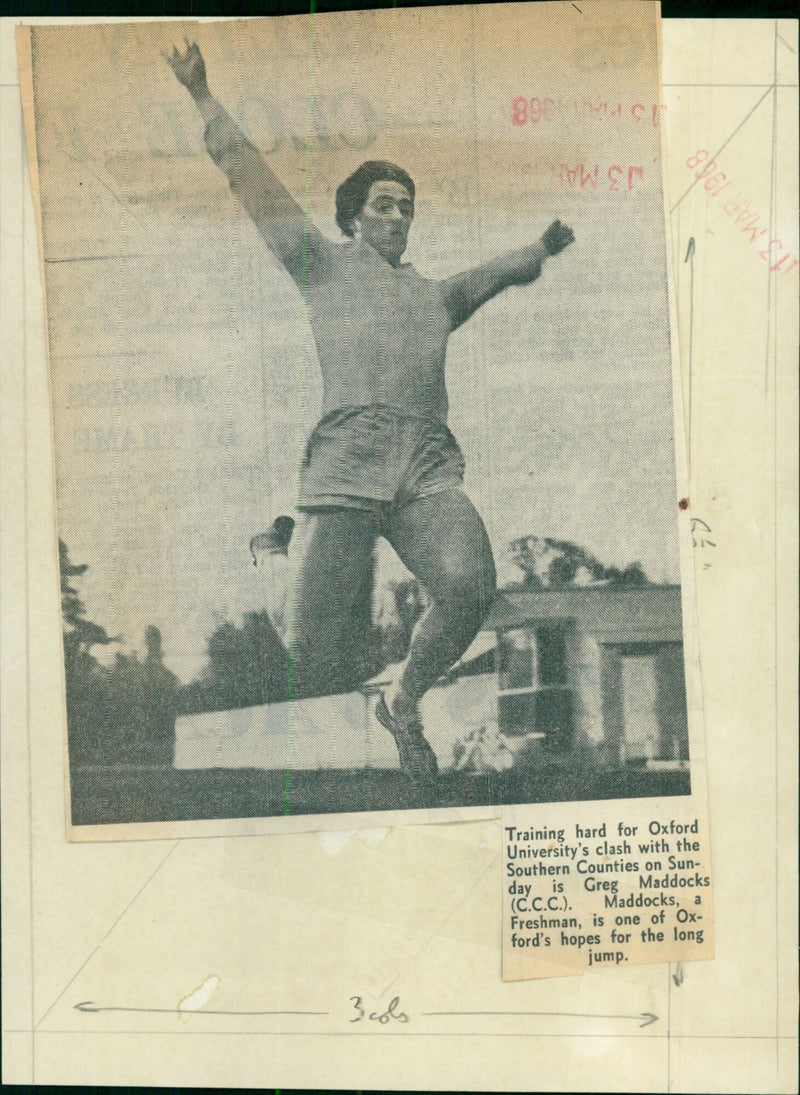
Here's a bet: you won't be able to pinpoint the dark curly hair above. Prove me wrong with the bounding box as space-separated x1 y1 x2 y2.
335 161 415 237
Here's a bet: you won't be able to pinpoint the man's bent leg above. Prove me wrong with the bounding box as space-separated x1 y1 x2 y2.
384 489 497 707
287 508 377 700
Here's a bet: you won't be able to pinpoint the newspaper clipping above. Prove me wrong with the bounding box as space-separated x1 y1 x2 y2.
18 0 709 950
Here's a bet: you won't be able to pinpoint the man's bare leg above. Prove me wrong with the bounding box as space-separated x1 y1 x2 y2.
384 489 497 722
287 508 377 700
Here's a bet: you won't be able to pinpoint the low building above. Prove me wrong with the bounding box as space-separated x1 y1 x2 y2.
478 583 689 768
174 584 689 774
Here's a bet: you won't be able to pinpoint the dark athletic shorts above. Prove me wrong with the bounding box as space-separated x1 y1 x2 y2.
298 404 466 512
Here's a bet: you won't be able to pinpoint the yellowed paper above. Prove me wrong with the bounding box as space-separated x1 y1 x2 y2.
502 801 713 979
16 3 699 844
1 12 797 1095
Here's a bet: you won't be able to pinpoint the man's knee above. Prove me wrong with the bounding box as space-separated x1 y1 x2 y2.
437 559 497 622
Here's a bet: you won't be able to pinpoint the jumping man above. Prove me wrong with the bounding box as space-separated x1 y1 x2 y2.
166 40 575 785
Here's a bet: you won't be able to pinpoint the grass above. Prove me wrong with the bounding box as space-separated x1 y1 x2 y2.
70 763 690 827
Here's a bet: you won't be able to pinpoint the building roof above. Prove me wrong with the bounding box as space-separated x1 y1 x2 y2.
484 584 684 644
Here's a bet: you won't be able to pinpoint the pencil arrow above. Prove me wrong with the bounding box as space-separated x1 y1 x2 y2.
683 234 696 474
423 1009 659 1028
75 1002 658 1027
74 1001 328 1016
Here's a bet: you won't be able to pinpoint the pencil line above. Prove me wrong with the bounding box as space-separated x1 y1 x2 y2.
44 254 148 263
22 93 36 1087
669 86 773 213
11 1030 798 1040
765 31 778 398
768 20 780 1080
662 82 796 87
684 236 695 481
75 1006 330 1016
34 841 181 1030
56 145 147 230
422 1010 655 1022
775 32 794 53
667 963 672 1092
379 850 499 1000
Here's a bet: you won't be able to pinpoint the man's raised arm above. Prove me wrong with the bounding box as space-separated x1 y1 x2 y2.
441 220 575 331
165 40 333 289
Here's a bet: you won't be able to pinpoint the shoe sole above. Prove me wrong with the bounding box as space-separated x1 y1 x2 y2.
375 696 438 786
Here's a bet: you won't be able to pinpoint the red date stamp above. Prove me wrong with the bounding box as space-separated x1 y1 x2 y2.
508 161 646 194
685 149 798 275
511 97 666 128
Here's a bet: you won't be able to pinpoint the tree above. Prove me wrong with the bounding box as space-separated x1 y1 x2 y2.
102 627 180 764
508 535 649 590
60 539 116 671
60 541 178 765
60 540 118 765
183 610 290 713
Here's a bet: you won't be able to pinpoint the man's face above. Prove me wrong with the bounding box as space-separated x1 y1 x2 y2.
354 180 414 265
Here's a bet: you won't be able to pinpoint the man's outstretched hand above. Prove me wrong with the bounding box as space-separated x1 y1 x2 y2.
163 38 208 99
542 219 575 256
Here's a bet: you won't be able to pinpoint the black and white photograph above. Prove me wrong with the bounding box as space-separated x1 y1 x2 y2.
23 2 694 833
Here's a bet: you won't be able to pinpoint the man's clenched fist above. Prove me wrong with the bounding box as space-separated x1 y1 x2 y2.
542 219 575 256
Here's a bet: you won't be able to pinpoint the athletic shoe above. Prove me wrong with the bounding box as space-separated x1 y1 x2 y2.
375 695 438 786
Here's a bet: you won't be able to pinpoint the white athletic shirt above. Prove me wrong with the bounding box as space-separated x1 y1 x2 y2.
205 111 452 423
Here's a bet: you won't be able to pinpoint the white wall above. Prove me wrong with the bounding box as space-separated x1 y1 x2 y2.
174 673 497 771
